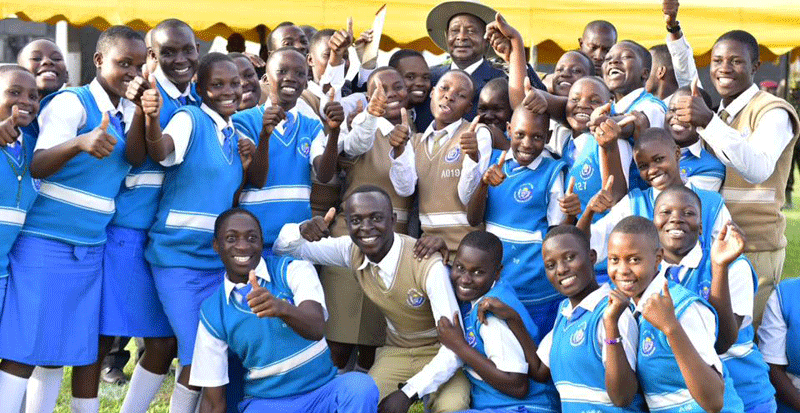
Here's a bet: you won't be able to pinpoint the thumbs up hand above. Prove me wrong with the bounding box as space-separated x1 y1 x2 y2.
322 87 344 130
0 105 24 146
482 149 507 186
642 280 679 334
559 176 582 217
140 74 162 120
588 102 612 135
460 116 482 162
675 78 713 128
327 17 354 66
299 207 335 242
238 137 255 171
388 107 411 152
346 100 364 130
247 270 287 318
79 112 118 158
125 66 153 107
261 105 286 139
367 77 388 118
521 77 548 114
586 174 616 214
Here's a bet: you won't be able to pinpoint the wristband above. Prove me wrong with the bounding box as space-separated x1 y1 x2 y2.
605 337 623 345
666 21 681 33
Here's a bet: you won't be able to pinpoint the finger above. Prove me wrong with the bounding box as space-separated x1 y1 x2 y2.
355 100 364 114
249 270 260 289
328 86 336 102
594 102 612 118
524 76 532 93
468 116 480 132
566 176 575 194
603 175 615 192
691 77 700 97
662 280 671 298
495 12 505 26
717 221 729 241
375 78 385 98
617 115 637 127
324 207 336 225
99 111 110 131
477 304 487 324
10 105 21 127
400 107 409 127
347 17 354 37
497 149 507 166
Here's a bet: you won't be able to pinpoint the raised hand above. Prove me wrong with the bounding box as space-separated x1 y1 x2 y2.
0 105 23 146
586 174 615 214
642 280 680 334
247 270 288 318
604 288 631 323
559 176 582 217
675 78 713 128
710 221 746 267
322 87 344 130
367 77 388 117
299 207 335 242
485 13 522 63
437 312 466 350
347 100 364 130
388 107 411 153
140 74 162 120
482 149 507 186
327 17 354 66
477 296 520 325
663 0 680 26
521 77 548 114
353 29 375 67
261 105 286 139
588 102 612 135
79 112 118 158
413 234 449 262
238 137 255 171
594 115 634 148
125 66 152 107
460 116 481 162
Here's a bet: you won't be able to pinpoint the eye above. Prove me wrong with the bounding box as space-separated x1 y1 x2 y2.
226 235 236 242
119 61 130 68
247 235 259 242
608 257 618 264
545 261 555 270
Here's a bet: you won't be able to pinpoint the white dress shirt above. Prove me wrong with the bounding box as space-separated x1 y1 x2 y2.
451 59 485 75
681 140 723 192
342 111 397 157
613 87 666 129
272 225 463 398
153 67 197 103
469 293 529 376
758 289 800 392
666 34 699 89
160 103 235 167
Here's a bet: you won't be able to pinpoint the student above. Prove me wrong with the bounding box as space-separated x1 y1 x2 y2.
304 27 353 117
759 278 800 412
466 107 567 339
665 86 725 192
390 70 491 259
645 45 679 103
273 185 470 413
388 49 431 133
578 20 617 76
607 216 744 413
144 52 265 413
16 39 68 99
0 26 146 413
550 50 595 98
476 78 512 150
267 21 310 55
653 186 776 412
188 208 379 413
229 52 262 111
437 230 560 412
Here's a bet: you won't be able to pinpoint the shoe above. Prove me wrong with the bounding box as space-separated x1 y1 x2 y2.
100 366 128 385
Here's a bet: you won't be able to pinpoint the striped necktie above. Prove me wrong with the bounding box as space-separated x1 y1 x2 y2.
234 284 252 307
108 112 125 137
178 95 188 106
718 110 731 124
667 265 684 283
222 126 235 162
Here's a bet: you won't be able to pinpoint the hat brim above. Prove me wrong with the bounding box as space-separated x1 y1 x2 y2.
426 1 499 58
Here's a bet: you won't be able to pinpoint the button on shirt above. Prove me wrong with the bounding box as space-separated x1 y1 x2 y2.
160 103 237 167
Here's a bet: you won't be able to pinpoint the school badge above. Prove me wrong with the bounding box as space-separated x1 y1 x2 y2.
514 183 534 203
32 178 41 192
580 162 594 180
465 325 478 347
406 288 426 307
641 329 656 356
444 147 461 163
699 280 712 301
569 321 587 346
680 167 689 181
275 291 295 306
297 137 311 157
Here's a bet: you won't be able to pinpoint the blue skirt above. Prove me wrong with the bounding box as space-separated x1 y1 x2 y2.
0 235 103 366
100 225 173 338
152 265 224 366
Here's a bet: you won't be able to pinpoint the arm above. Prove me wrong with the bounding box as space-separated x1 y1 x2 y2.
389 137 418 197
190 322 230 412
124 106 147 166
198 387 226 413
313 94 344 183
245 130 269 189
603 289 639 407
594 118 631 202
663 0 700 88
769 364 800 410
758 289 800 408
272 220 353 268
485 13 526 109
31 112 117 179
467 150 507 226
458 125 493 205
343 86 387 157
709 222 747 353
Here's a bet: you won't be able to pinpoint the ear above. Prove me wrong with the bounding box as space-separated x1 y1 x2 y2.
493 264 504 281
641 67 651 84
751 60 761 76
654 247 664 266
656 66 667 80
212 238 220 254
93 52 103 69
148 47 157 62
391 211 398 227
589 249 598 266
307 53 314 67
578 37 584 47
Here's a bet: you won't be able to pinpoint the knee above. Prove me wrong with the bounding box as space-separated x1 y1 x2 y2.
148 337 178 358
339 372 379 403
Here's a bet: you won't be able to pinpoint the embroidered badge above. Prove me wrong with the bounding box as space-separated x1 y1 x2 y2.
580 162 594 180
641 329 656 356
514 183 534 203
32 178 40 192
466 325 478 347
699 280 712 301
297 137 311 157
570 321 587 346
444 147 461 163
406 288 426 307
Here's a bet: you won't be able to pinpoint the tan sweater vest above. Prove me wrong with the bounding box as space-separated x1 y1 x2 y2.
720 91 800 252
349 234 441 348
414 120 484 256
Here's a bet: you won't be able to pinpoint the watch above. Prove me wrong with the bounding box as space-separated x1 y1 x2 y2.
667 21 681 33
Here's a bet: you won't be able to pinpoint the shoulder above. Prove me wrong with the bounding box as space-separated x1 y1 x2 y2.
199 286 228 335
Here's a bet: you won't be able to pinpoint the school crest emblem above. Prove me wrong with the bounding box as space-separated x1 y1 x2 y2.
641 329 656 356
570 321 587 346
444 147 461 163
680 167 689 181
406 288 426 307
466 325 478 347
32 178 41 192
297 138 311 157
699 280 712 301
580 162 594 180
514 183 534 203
275 291 295 306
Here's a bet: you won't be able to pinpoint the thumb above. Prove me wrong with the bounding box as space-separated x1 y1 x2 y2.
142 65 150 82
468 116 480 132
99 111 110 131
497 149 507 166
717 220 729 241
566 176 575 194
328 86 336 102
524 76 532 93
617 115 636 128
662 279 671 298
400 107 409 126
495 12 505 26
10 105 21 127
596 102 612 117
691 78 700 97
148 74 157 89
603 174 615 192
355 100 364 113
324 207 336 224
249 270 260 289
347 17 354 37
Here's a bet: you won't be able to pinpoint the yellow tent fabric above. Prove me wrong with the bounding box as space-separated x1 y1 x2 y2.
4 0 799 63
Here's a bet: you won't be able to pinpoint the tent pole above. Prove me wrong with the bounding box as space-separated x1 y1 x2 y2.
784 52 790 100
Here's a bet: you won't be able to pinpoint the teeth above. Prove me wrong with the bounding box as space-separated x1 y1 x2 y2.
440 105 451 112
608 69 623 76
617 280 634 287
233 256 250 263
175 68 189 74
573 113 590 121
283 87 296 93
668 229 685 236
457 285 473 293
361 236 378 243
411 91 425 97
18 110 30 115
221 99 235 105
560 275 577 286
39 71 58 80
558 81 571 87
718 77 733 87
388 101 400 108
670 124 686 132
242 92 253 100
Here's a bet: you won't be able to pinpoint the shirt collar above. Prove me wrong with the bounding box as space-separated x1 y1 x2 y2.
154 67 193 100
200 103 233 132
356 233 402 276
634 272 668 315
89 78 135 126
681 139 704 158
451 58 484 75
508 150 548 171
560 283 613 317
613 87 646 114
306 80 323 98
718 84 758 120
224 258 269 304
662 242 703 270
423 118 466 142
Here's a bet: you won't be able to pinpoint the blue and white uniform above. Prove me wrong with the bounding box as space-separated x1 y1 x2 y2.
484 150 566 339
759 278 800 413
145 103 243 365
538 283 644 412
190 256 379 413
679 140 725 192
0 80 132 365
611 87 667 191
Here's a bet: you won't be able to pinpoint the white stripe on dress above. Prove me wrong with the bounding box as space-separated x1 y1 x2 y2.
248 339 329 379
39 181 115 213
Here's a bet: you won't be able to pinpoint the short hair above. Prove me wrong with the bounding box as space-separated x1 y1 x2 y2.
482 77 509 97
543 225 591 252
96 26 145 55
214 208 262 239
654 185 702 215
388 49 426 69
561 50 595 76
268 47 307 70
716 30 759 63
573 76 611 98
310 29 336 52
438 69 476 100
649 44 672 71
610 216 661 249
152 19 195 45
511 104 550 128
583 20 617 41
268 22 297 52
0 64 31 76
618 40 651 73
345 184 394 212
634 127 678 152
366 66 400 89
196 52 235 88
228 52 247 61
674 85 713 109
459 230 503 269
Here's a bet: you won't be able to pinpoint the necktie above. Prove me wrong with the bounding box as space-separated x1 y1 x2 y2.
430 130 447 155
108 112 125 137
564 138 577 169
719 110 731 124
222 126 235 162
283 111 295 134
569 306 588 322
5 140 22 163
178 95 188 106
234 284 252 307
666 265 684 283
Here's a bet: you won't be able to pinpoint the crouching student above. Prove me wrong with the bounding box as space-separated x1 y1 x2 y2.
607 216 744 412
759 277 800 412
189 208 379 413
436 230 560 412
654 186 776 412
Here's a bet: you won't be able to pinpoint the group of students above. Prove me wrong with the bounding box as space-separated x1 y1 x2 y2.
0 0 799 412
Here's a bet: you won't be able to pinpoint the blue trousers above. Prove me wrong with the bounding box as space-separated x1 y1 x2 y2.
238 372 379 413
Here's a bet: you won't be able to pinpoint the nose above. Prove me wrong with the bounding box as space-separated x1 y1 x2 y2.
556 260 569 276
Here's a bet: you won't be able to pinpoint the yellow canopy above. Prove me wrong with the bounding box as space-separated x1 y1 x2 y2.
5 0 800 63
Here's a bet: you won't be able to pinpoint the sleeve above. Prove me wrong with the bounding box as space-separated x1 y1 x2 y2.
320 62 346 94
710 204 733 242
285 260 328 320
599 309 639 372
35 92 86 151
479 317 529 374
310 126 340 167
342 111 378 157
189 322 230 388
680 302 724 374
402 261 463 397
616 139 633 185
757 290 788 365
698 108 794 184
639 101 666 129
458 126 493 205
272 223 354 267
686 175 723 193
159 111 194 167
547 171 566 226
357 66 375 88
727 259 755 328
589 196 633 261
389 140 418 197
666 34 699 89
536 330 554 368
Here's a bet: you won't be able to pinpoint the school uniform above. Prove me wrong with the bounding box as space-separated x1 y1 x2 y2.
459 280 559 412
680 140 725 193
145 103 243 365
483 150 566 339
634 273 745 412
611 87 667 190
273 227 470 413
759 278 800 413
390 119 491 258
538 283 645 412
664 244 776 412
100 72 200 338
0 80 132 365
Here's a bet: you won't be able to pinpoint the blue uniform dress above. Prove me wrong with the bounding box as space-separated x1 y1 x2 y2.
100 78 200 338
199 255 379 413
679 143 725 190
776 279 800 413
0 85 131 365
484 150 566 340
459 280 560 412
0 126 39 320
145 105 243 365
611 89 667 191
636 281 745 413
232 105 321 247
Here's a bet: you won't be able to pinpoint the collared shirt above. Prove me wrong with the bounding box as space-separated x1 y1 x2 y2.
680 140 722 192
469 293 529 375
153 67 196 102
537 283 639 369
450 58 485 75
634 272 722 373
160 103 235 167
389 119 492 205
504 151 567 226
661 242 754 326
699 83 795 184
272 225 463 398
759 290 800 392
342 110 398 158
666 34 698 89
189 257 326 388
613 87 665 128
36 78 136 151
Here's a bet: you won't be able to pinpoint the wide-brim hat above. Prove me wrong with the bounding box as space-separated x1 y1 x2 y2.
426 0 498 57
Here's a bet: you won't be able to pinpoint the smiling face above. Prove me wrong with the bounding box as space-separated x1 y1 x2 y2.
579 28 616 75
608 232 663 303
603 43 648 98
566 77 611 134
542 233 597 301
232 56 261 111
152 26 199 91
477 84 512 131
271 25 309 56
451 244 500 302
267 50 307 110
653 190 701 263
345 191 396 263
369 70 408 123
710 39 758 106
95 38 147 105
446 14 487 67
507 109 547 166
214 212 263 282
0 70 39 128
17 39 68 98
665 89 698 147
197 60 242 119
395 55 431 106
552 51 593 97
430 71 473 129
634 138 682 190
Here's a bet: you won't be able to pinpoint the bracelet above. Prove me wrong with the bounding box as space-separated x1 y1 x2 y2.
605 337 623 345
666 21 681 33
